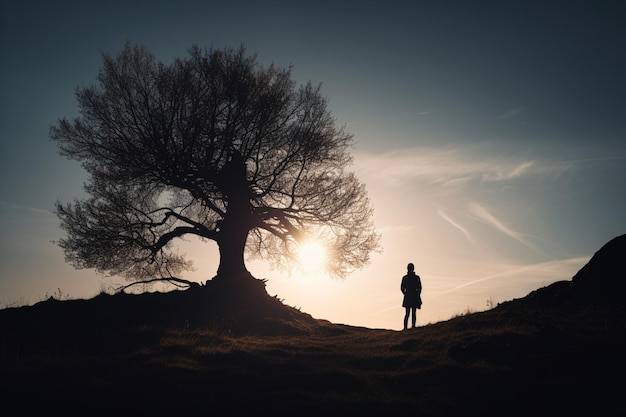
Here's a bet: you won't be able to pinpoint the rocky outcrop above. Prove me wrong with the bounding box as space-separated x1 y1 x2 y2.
570 234 626 304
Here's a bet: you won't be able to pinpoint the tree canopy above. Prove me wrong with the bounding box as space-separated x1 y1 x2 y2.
51 44 381 288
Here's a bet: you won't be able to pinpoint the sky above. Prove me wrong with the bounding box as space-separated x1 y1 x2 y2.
1 0 625 330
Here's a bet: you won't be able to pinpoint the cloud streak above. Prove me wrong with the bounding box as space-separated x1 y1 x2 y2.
466 202 544 254
0 201 54 216
354 146 571 189
498 106 524 120
437 209 476 246
427 256 589 300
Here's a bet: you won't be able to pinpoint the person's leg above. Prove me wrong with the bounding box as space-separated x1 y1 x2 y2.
411 307 417 328
403 308 410 330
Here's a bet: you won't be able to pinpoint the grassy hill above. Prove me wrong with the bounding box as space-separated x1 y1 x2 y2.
2 235 625 416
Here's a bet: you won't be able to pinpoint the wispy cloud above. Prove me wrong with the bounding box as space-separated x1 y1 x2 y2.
354 146 570 188
468 202 526 243
0 201 53 216
466 201 548 256
428 256 589 299
484 160 534 181
377 224 416 235
498 106 524 120
437 202 549 258
437 209 476 246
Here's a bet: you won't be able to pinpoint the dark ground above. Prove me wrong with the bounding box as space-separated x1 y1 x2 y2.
2 235 625 416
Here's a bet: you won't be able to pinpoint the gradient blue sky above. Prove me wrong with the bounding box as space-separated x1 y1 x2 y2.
2 0 625 329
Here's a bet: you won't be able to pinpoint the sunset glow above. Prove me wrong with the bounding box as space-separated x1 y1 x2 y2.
296 240 328 276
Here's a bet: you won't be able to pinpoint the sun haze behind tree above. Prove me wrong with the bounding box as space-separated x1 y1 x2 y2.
50 43 381 289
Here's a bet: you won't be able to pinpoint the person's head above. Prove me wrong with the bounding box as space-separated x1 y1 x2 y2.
407 263 414 273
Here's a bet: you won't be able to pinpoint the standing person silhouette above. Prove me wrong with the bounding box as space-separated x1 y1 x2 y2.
401 263 422 330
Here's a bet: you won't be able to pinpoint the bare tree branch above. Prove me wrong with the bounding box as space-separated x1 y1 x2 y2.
115 276 200 292
51 43 381 289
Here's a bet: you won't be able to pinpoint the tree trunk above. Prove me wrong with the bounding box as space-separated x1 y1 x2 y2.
215 220 251 279
215 149 254 280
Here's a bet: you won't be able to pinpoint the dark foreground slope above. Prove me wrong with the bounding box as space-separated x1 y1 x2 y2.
2 235 625 416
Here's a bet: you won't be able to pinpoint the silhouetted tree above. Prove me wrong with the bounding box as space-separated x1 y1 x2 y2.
51 44 380 289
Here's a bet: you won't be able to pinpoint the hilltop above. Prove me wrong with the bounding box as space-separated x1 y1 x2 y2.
1 235 625 416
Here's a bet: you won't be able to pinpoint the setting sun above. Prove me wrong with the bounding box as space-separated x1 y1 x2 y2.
297 240 327 275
